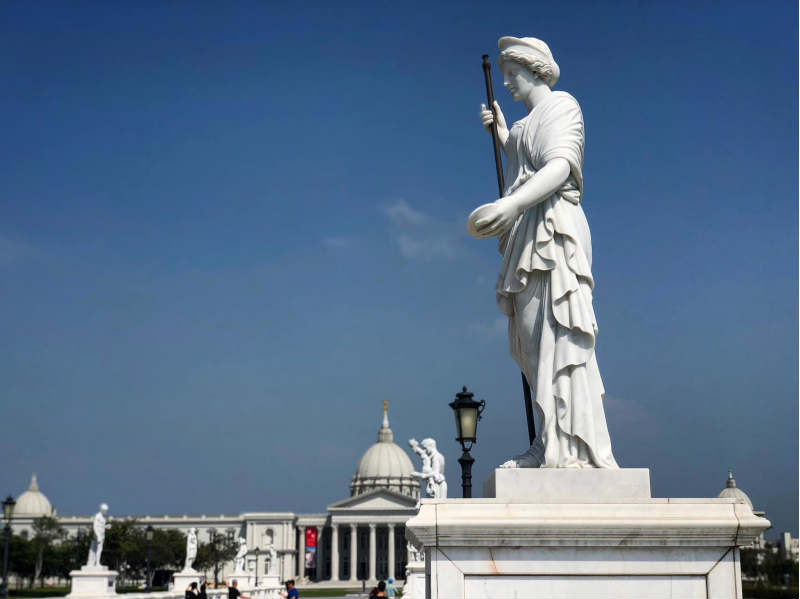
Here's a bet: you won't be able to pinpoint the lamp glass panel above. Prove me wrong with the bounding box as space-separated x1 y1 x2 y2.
459 406 478 441
453 411 463 440
2 498 14 521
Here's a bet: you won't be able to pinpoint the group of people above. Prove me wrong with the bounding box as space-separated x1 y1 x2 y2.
368 577 398 598
183 578 298 599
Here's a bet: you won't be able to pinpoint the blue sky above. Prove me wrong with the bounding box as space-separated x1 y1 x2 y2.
1 1 796 538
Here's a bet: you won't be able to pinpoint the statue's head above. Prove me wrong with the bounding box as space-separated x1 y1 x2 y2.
498 37 559 96
99 503 109 515
421 438 436 453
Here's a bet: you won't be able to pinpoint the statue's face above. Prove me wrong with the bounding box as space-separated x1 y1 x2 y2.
502 60 538 102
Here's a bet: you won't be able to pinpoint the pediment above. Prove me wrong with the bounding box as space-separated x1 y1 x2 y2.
328 489 418 511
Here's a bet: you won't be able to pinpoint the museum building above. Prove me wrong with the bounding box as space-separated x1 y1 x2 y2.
9 404 421 586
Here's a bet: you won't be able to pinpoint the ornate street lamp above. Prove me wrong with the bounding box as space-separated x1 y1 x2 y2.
1 495 16 599
253 547 260 587
145 525 154 592
449 386 486 498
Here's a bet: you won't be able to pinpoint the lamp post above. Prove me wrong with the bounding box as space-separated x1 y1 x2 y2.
145 526 154 592
253 547 260 587
210 530 219 587
2 495 16 599
449 386 486 498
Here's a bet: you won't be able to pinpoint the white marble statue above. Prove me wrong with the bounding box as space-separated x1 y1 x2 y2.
86 503 110 567
265 544 277 576
407 541 423 564
409 438 447 498
468 36 618 469
233 536 247 573
184 528 198 571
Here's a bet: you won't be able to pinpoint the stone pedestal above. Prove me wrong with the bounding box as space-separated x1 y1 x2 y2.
227 572 254 590
406 469 770 599
172 569 201 592
258 574 281 590
67 565 118 598
403 561 425 599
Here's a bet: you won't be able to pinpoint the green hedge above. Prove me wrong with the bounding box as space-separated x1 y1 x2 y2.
743 583 800 599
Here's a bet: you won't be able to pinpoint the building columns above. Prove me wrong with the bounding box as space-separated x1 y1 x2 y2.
330 524 339 582
349 524 358 582
297 526 305 579
387 524 395 581
315 525 324 581
368 523 376 581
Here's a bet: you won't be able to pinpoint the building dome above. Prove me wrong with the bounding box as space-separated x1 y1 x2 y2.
15 474 54 518
350 402 420 499
717 470 753 509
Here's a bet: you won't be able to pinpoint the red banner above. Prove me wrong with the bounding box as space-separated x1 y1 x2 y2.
305 527 317 549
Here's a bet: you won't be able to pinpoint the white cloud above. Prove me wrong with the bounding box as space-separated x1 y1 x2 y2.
603 396 653 427
397 234 458 261
383 200 429 227
322 236 354 249
383 200 462 262
469 316 508 338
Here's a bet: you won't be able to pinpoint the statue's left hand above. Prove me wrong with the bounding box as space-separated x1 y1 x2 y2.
471 200 520 238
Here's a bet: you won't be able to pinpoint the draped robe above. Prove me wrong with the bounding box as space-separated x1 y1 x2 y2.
497 91 618 469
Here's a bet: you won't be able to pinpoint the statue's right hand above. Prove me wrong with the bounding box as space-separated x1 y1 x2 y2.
479 101 508 138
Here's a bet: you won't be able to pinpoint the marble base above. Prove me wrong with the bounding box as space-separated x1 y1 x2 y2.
406 469 770 599
403 561 425 599
484 466 651 501
67 565 118 598
172 569 201 592
257 575 281 590
227 573 254 590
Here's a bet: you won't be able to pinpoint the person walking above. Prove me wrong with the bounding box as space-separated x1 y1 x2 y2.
385 577 398 598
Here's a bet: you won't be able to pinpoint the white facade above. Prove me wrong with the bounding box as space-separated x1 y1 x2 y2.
9 404 422 586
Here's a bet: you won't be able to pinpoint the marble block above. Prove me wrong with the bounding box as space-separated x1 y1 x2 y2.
67 565 118 598
257 575 281 590
483 467 651 501
172 569 200 592
406 469 770 599
403 561 425 599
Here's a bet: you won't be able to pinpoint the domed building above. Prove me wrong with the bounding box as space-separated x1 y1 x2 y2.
718 470 764 516
350 401 419 499
8 474 55 537
8 404 427 587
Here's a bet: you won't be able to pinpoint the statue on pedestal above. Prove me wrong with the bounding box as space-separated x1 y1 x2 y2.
184 528 198 571
409 438 447 498
468 36 618 469
233 537 247 573
265 545 277 576
86 504 110 568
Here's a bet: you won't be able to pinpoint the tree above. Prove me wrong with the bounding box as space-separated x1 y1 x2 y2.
31 516 67 587
8 533 36 588
194 529 237 586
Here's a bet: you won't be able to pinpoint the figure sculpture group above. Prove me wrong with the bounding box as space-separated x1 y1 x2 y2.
409 438 447 499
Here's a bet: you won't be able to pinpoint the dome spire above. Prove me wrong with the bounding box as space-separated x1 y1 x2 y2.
378 401 393 443
29 473 39 492
727 469 736 488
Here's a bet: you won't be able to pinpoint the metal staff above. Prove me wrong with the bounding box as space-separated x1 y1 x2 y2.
481 54 537 447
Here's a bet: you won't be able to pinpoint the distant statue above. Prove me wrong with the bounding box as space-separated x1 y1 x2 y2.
265 545 278 576
407 541 423 563
184 528 198 571
409 438 447 498
233 537 247 573
86 503 110 567
468 36 618 469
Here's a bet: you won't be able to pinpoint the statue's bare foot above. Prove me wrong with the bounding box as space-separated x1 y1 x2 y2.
499 442 543 468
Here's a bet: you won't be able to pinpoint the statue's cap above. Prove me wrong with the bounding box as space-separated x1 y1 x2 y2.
497 36 560 87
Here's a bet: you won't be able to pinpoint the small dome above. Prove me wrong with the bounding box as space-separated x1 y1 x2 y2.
717 470 753 509
15 474 54 518
350 402 419 499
